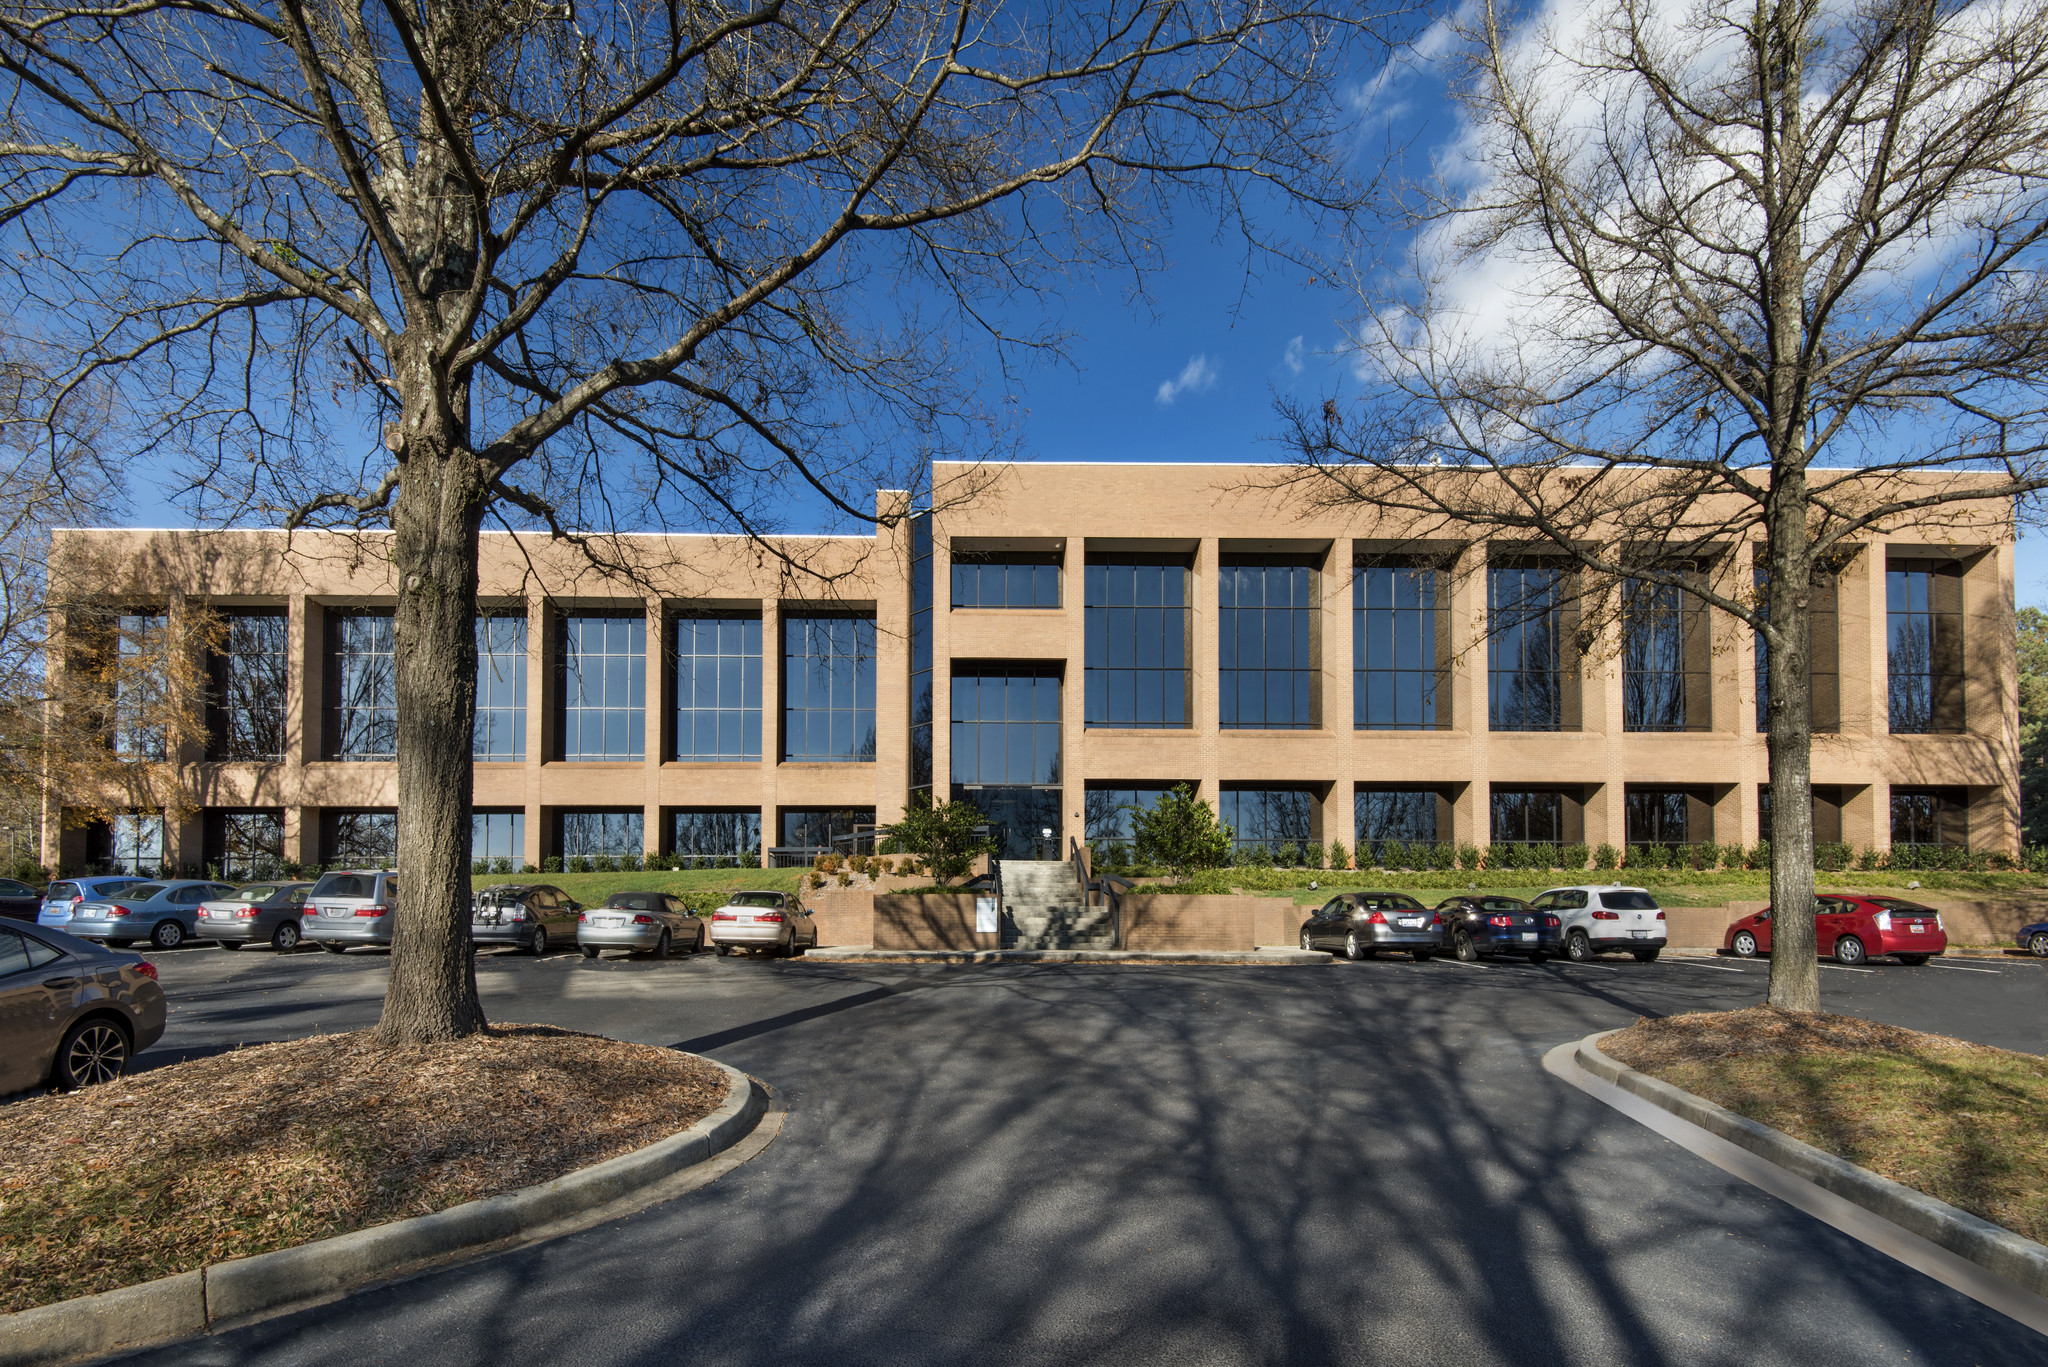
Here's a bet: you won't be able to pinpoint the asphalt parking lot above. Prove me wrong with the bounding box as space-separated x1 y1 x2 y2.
108 942 2048 1365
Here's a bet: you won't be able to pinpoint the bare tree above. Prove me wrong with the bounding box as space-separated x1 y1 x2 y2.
1278 0 2048 1009
0 0 1387 1041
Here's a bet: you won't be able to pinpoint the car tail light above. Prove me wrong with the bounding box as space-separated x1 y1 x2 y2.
107 905 132 917
1431 913 1443 926
578 912 589 922
1592 910 1619 921
1365 910 1387 925
713 911 737 921
1936 914 1945 931
134 961 158 981
1488 915 1512 927
758 911 786 922
354 905 390 918
1543 914 1561 928
632 914 655 925
1655 910 1666 921
1872 911 1892 930
236 908 259 919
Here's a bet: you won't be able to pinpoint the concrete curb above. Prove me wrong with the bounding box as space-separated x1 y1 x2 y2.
1572 1030 2048 1299
801 946 1331 965
0 1059 765 1367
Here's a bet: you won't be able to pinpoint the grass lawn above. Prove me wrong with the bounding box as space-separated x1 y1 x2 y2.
0 1026 727 1315
1117 867 2048 908
1601 1007 2048 1246
472 867 805 912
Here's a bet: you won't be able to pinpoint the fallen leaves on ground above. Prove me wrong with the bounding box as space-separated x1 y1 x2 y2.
0 1024 726 1314
1603 1006 2047 1245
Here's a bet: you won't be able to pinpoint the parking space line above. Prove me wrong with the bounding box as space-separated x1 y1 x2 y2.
1929 961 2000 974
1668 959 1746 973
1819 963 1877 974
1560 962 1619 972
1436 958 1490 969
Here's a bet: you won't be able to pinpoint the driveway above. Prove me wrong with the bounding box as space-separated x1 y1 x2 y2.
112 947 2048 1365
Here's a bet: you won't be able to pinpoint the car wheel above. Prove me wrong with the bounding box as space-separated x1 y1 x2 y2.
1732 930 1759 958
321 942 347 955
1896 954 1928 966
716 944 732 957
691 926 706 953
529 927 549 957
2030 931 2048 958
1411 948 1434 962
271 920 300 953
53 1017 130 1090
1454 931 1478 963
580 945 601 959
1834 935 1867 966
1344 931 1365 962
1565 931 1593 963
1632 948 1660 963
652 929 671 960
784 933 802 959
150 920 185 951
218 939 244 951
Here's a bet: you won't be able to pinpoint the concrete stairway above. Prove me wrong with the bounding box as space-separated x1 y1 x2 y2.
1001 860 1116 950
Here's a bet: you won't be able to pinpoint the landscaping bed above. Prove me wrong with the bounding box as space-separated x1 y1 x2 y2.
0 1025 727 1315
1601 1007 2048 1245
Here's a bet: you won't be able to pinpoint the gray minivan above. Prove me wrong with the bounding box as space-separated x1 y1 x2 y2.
301 870 401 954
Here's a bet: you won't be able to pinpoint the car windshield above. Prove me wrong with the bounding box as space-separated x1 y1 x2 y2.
1601 890 1659 910
728 892 783 908
226 885 280 902
1480 898 1530 912
311 873 377 899
605 894 656 910
117 883 168 901
1866 898 1935 913
1357 895 1423 910
46 882 77 900
476 887 528 904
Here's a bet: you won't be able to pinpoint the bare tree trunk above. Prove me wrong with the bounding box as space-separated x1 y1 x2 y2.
1763 487 1820 1011
376 422 487 1044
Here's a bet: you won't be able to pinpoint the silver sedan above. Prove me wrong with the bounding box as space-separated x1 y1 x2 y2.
577 892 705 958
708 891 816 956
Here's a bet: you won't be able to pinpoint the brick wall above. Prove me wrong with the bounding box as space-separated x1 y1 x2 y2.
874 893 999 950
1119 894 1271 951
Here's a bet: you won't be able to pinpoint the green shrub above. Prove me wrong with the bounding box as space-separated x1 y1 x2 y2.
1591 843 1618 870
1560 842 1589 870
542 856 562 873
1326 840 1349 871
1131 784 1233 879
1276 842 1302 868
1458 842 1482 871
1855 845 1880 870
1814 841 1849 872
1746 840 1770 870
568 855 592 873
1690 842 1718 871
1375 839 1402 870
471 859 489 875
1530 842 1558 869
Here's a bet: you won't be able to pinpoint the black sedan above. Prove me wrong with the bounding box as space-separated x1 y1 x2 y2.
2021 917 2048 958
1300 892 1439 961
1434 895 1562 963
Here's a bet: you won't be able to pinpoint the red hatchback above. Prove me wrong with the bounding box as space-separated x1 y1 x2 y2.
1724 895 1947 966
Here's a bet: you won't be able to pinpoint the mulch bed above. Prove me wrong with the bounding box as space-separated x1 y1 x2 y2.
0 1025 727 1315
1602 1006 2048 1245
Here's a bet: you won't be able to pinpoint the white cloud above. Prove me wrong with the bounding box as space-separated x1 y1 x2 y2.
1282 336 1306 375
1155 354 1220 406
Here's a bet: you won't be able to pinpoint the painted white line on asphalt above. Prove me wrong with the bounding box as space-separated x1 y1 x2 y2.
1819 963 1877 974
1563 962 1620 972
1436 958 1490 970
1668 960 1747 973
1929 961 2001 974
1543 1040 2048 1336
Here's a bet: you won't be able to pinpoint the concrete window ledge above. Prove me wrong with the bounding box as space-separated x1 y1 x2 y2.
1570 1029 2048 1303
0 1060 766 1367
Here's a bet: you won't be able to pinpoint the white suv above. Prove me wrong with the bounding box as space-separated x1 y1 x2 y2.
1529 885 1667 963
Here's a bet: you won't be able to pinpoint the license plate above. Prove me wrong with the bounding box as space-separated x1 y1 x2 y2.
595 916 625 928
1398 916 1423 927
324 906 349 917
1521 932 1537 941
1630 930 1649 939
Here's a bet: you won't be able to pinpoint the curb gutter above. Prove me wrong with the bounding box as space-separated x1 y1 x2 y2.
0 1060 765 1367
1573 1030 2048 1300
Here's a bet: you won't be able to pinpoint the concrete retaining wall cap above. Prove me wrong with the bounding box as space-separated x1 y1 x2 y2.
1576 1031 2048 1300
0 1059 764 1367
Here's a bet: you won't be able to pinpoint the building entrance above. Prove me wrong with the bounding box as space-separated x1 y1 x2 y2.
956 785 1061 860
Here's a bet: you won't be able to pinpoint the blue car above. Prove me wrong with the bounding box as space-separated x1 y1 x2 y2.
67 878 237 951
38 876 148 931
2020 919 2048 958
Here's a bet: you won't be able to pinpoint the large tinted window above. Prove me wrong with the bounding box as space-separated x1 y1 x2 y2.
475 615 528 761
561 615 647 761
782 614 876 762
909 516 933 797
472 811 525 865
321 810 396 866
1622 577 1707 732
1220 787 1317 856
1887 561 1963 733
559 810 642 858
1355 789 1438 862
203 809 284 880
777 808 874 861
670 810 762 860
1354 565 1441 730
1624 789 1694 846
673 615 761 761
951 549 1059 608
1085 785 1180 844
1488 565 1571 731
209 610 288 760
93 813 164 876
324 609 396 760
1084 556 1189 729
112 612 168 759
1890 787 1966 848
1219 558 1317 730
1490 788 1563 844
950 667 1060 786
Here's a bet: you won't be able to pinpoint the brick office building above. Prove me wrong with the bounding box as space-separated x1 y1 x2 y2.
43 462 2020 875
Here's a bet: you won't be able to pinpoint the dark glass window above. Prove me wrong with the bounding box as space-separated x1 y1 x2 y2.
776 808 876 862
113 612 168 759
1355 789 1438 862
1758 785 1843 844
951 549 1059 608
673 615 761 762
209 610 288 761
321 809 396 866
950 667 1061 786
472 811 525 865
1219 557 1317 729
559 810 643 858
782 613 877 762
1488 565 1573 731
1622 577 1708 732
1891 788 1967 848
1625 789 1699 846
88 813 164 875
1490 788 1564 844
1354 566 1443 730
203 809 284 880
1888 561 1964 733
560 615 647 761
670 810 762 861
1085 785 1181 844
910 516 933 796
1220 787 1319 856
1754 567 1839 733
1084 556 1190 729
323 609 397 760
474 616 527 761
